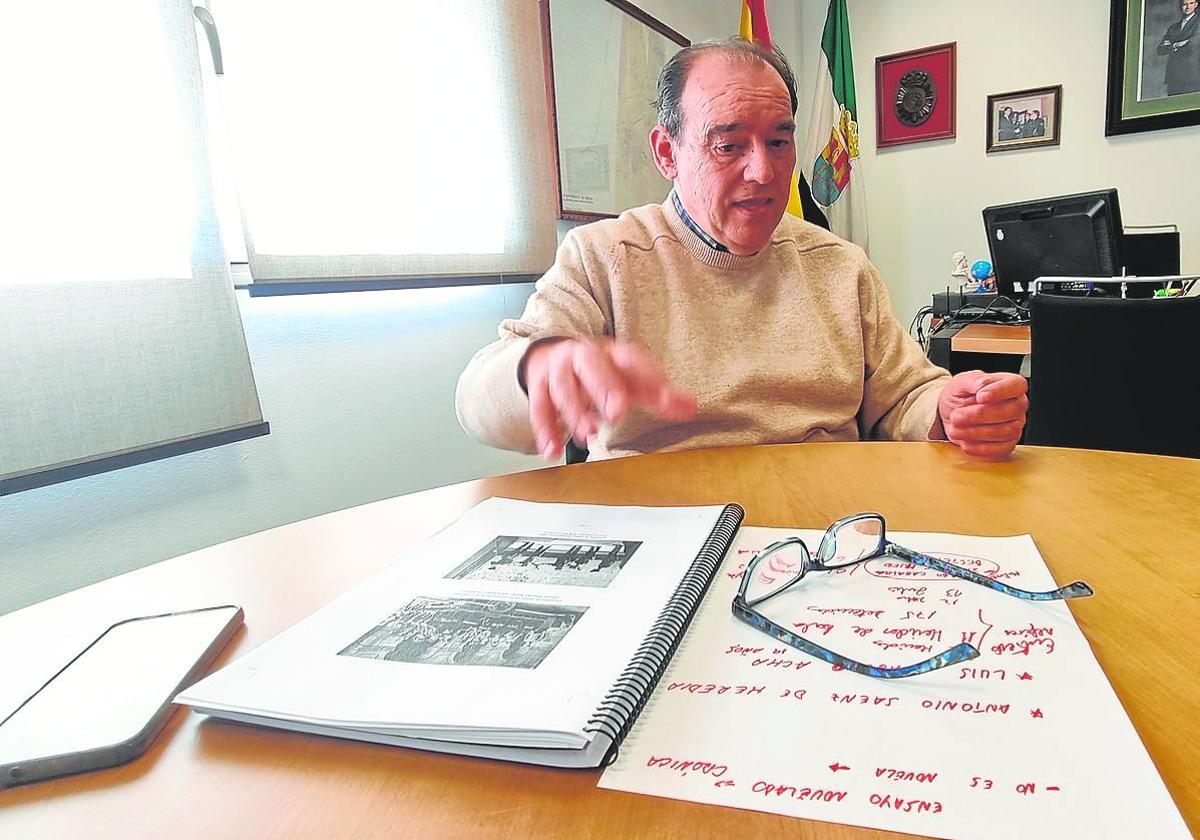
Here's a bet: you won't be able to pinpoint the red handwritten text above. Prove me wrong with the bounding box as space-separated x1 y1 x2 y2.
666 682 766 696
921 699 1010 715
751 658 812 671
646 756 728 777
752 781 848 803
989 637 1056 656
955 667 1003 681
805 606 884 619
882 626 944 643
868 793 944 814
873 640 934 653
875 767 939 784
831 693 900 707
791 621 835 636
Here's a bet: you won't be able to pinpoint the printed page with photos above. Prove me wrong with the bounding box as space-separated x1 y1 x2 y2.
599 526 1189 839
178 498 731 751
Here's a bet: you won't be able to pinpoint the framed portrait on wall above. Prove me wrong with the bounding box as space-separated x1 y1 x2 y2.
1106 0 1200 136
875 42 957 148
986 85 1063 153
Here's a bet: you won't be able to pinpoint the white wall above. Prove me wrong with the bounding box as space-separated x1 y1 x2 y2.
798 0 1200 323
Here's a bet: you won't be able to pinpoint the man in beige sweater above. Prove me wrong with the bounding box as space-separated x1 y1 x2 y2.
456 40 1027 461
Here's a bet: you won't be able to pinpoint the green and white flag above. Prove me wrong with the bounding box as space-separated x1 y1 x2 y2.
803 0 869 251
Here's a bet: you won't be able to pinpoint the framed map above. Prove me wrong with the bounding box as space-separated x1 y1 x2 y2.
539 0 689 221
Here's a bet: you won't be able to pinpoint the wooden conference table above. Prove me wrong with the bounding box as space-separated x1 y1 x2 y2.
2 442 1198 839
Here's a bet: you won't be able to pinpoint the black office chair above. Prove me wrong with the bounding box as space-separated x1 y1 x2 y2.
1025 293 1200 458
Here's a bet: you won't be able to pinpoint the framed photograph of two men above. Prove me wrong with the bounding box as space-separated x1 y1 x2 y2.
986 85 1062 153
1106 0 1200 135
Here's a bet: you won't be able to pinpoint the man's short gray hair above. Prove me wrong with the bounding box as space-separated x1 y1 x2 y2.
654 38 799 138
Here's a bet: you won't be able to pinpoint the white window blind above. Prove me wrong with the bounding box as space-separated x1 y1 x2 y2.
213 0 557 286
0 1 267 493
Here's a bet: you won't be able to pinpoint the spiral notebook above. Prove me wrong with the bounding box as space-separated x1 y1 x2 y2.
176 497 744 767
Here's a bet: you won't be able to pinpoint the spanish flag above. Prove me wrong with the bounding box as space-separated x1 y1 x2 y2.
739 0 829 230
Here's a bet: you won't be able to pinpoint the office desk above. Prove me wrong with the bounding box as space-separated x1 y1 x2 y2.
2 443 1197 839
928 322 1030 374
950 323 1031 354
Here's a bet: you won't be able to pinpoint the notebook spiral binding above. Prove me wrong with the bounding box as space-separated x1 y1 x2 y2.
583 503 745 763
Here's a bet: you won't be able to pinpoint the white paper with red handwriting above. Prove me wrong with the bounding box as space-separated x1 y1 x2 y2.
598 526 1190 839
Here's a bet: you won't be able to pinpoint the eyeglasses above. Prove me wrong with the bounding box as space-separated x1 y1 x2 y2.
731 512 1093 680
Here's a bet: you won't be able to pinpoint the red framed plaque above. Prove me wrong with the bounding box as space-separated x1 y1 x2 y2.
875 42 956 148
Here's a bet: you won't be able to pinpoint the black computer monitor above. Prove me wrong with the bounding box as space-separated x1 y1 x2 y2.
982 189 1124 299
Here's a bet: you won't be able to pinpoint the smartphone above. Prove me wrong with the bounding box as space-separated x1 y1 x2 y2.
0 605 243 788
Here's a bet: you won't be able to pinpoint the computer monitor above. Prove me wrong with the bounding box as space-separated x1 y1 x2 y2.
982 189 1124 299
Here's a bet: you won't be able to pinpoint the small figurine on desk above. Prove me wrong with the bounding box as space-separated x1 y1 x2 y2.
970 259 997 293
950 251 970 282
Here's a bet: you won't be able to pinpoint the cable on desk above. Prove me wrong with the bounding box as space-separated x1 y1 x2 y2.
908 306 936 353
947 295 1030 326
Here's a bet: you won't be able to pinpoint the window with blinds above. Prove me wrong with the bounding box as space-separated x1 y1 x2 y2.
0 1 268 494
208 0 557 292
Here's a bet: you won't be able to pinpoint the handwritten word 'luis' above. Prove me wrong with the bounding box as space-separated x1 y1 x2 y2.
831 693 900 707
752 781 848 803
868 793 944 814
806 606 884 619
875 767 939 784
646 756 728 777
959 667 1006 681
921 699 1010 715
666 682 765 696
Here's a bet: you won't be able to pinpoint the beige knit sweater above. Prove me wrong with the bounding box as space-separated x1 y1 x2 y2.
455 195 950 459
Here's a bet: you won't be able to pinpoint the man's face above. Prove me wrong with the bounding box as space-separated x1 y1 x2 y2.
1184 0 1197 15
651 53 796 255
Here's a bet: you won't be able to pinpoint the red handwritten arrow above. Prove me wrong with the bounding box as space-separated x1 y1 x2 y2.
1030 708 1044 719
829 762 851 772
1018 672 1034 680
714 779 736 788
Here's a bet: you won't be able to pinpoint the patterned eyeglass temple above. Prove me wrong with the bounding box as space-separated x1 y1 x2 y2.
731 513 1094 679
883 543 1094 601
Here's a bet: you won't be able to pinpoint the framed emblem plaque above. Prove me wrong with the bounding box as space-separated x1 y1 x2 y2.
875 42 957 148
